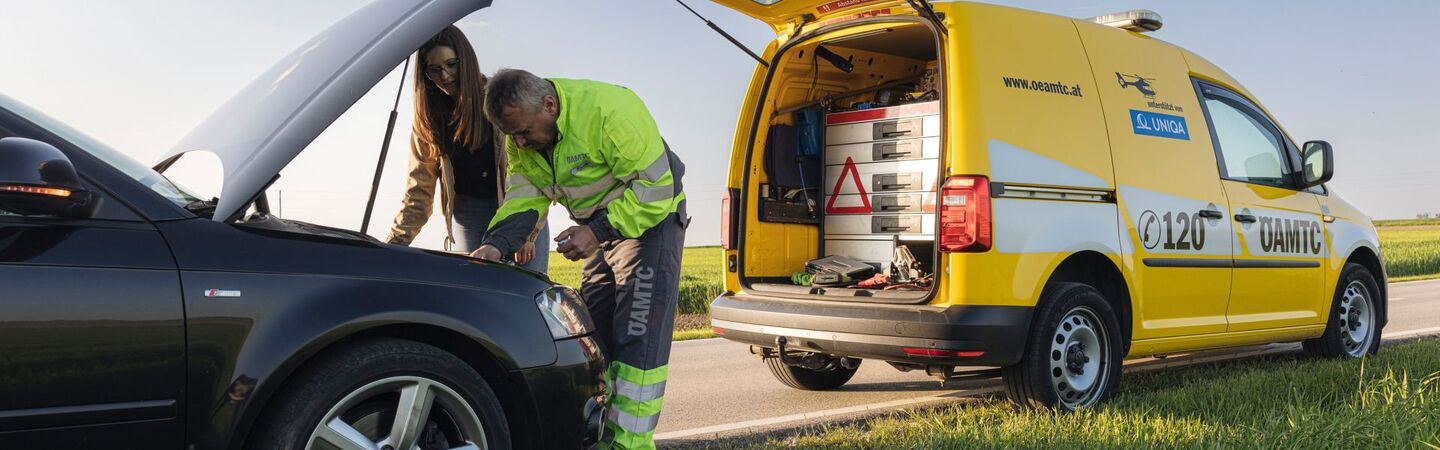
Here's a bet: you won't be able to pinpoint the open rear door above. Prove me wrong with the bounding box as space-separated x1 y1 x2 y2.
709 0 913 34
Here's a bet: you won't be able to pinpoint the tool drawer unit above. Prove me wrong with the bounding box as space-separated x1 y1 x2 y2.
821 101 941 272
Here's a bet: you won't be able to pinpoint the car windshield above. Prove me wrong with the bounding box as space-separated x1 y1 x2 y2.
1 95 205 210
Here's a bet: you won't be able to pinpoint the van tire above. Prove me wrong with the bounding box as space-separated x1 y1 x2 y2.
1303 263 1382 359
764 355 859 390
1002 282 1123 411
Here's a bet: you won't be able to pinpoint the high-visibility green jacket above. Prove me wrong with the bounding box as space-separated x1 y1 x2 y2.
482 78 684 255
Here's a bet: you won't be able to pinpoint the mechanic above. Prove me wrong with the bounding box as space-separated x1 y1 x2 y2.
470 69 686 450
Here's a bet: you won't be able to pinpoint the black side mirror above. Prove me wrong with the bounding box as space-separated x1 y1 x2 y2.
1301 140 1334 188
0 137 99 218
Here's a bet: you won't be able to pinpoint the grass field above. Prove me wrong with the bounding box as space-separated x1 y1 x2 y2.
1375 218 1440 227
708 338 1440 449
1378 224 1440 282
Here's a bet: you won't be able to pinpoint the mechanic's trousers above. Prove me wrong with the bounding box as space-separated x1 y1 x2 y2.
582 208 687 450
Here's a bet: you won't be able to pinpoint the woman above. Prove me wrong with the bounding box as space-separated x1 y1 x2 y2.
385 25 549 272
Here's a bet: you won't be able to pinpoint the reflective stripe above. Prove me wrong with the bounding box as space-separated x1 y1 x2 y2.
613 379 667 403
605 406 660 434
507 173 531 187
639 152 670 181
569 188 627 219
630 183 674 203
559 174 619 199
507 184 542 199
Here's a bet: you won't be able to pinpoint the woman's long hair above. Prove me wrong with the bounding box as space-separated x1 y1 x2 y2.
413 25 487 156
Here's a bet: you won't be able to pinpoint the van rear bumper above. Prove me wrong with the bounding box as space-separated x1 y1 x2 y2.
710 293 1032 367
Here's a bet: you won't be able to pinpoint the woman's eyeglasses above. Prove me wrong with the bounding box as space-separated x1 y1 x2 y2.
425 58 460 81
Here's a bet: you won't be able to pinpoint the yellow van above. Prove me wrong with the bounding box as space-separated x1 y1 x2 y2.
708 1 1386 409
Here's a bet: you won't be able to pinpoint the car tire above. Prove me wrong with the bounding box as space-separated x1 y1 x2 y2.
1002 282 1124 411
1303 263 1383 359
246 338 511 450
764 354 859 391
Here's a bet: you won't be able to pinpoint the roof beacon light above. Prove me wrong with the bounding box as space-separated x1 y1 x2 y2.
1090 9 1163 33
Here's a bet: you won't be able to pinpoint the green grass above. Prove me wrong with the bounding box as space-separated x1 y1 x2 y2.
1379 227 1440 281
672 328 717 342
722 339 1440 449
548 246 724 339
547 246 724 316
1376 218 1440 227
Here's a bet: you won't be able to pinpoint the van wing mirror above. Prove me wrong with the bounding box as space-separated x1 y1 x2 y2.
0 137 100 218
1301 140 1334 188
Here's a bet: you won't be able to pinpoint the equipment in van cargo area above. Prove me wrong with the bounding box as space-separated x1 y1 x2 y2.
822 101 941 274
805 254 876 280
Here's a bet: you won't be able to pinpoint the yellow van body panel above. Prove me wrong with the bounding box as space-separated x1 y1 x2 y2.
716 1 1384 364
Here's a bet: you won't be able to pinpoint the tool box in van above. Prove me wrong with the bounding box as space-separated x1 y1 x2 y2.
708 1 1386 410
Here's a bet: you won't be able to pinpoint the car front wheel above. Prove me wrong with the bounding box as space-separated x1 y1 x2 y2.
248 338 510 450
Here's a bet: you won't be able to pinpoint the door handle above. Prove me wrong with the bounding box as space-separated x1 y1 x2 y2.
1234 214 1257 223
1198 210 1223 220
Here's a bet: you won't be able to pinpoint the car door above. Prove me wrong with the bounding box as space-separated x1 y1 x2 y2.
1193 81 1327 332
0 112 186 448
1077 24 1234 340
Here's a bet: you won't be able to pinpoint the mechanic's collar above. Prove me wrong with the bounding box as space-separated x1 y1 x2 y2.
550 78 567 145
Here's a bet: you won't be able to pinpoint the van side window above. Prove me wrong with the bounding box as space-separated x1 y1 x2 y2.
1197 84 1299 189
1203 97 1294 187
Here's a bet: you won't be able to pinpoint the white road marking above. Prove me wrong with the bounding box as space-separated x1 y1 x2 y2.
657 325 1440 442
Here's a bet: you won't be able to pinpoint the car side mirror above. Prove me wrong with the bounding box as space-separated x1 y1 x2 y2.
1301 140 1334 188
0 137 99 218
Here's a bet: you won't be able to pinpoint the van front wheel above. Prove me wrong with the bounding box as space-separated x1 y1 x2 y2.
1003 282 1124 411
1303 263 1382 359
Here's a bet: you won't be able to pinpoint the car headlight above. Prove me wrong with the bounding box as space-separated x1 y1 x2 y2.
536 285 595 339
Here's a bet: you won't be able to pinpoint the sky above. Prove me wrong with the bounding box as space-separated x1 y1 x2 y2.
2 1 1437 250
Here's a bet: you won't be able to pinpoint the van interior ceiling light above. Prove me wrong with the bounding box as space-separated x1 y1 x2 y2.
1090 9 1163 33
814 45 854 73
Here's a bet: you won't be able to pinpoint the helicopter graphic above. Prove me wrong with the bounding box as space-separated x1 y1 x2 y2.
1116 72 1157 98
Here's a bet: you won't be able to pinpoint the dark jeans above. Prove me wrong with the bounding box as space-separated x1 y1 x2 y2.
453 194 550 273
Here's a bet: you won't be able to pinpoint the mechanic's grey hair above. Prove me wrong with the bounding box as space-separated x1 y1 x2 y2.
483 68 555 122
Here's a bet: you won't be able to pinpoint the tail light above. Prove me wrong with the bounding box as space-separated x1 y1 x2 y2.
721 188 740 250
938 176 991 252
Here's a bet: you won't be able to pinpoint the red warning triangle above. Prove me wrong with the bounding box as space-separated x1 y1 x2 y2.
826 156 871 214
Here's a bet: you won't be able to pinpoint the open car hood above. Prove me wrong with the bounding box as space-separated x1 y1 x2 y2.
159 0 490 222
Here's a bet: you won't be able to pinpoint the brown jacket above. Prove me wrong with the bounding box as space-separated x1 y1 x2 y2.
385 123 536 249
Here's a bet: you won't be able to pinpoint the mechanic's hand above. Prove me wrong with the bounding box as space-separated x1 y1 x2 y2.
555 225 599 261
470 244 502 262
515 241 536 265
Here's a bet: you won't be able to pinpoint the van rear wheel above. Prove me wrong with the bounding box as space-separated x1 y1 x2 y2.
1003 282 1124 411
764 354 859 391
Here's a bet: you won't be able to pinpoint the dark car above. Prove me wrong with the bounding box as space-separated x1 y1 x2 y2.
0 1 605 449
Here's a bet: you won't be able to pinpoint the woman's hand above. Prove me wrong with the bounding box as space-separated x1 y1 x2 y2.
515 241 536 265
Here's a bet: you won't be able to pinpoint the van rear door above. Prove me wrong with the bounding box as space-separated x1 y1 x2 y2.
707 0 912 34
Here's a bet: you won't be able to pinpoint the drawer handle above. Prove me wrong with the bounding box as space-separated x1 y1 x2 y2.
875 142 915 160
879 226 913 232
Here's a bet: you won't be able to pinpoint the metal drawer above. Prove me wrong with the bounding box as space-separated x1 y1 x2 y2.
825 214 935 236
823 160 939 196
825 137 940 165
825 115 941 146
824 193 935 215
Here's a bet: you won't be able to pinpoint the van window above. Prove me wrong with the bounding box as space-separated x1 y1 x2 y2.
1200 89 1296 189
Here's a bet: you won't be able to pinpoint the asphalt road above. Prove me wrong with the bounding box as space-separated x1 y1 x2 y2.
656 279 1440 443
